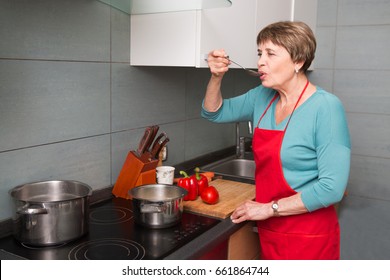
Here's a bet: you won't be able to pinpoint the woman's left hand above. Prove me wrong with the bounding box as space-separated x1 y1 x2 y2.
230 200 272 223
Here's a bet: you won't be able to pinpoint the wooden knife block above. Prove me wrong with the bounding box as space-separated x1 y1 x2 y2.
112 151 158 199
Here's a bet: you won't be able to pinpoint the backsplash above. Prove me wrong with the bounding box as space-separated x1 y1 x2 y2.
0 0 257 221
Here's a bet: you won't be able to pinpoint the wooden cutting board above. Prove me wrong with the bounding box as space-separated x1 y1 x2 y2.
183 179 255 219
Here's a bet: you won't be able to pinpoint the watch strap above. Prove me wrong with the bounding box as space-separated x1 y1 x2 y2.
272 200 280 217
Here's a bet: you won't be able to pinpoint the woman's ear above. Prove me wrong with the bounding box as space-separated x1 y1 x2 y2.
294 61 305 73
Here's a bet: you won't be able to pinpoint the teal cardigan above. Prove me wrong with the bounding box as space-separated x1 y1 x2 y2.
201 85 351 212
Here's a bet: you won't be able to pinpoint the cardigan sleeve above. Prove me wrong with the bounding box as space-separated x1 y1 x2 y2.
201 86 269 123
300 94 351 212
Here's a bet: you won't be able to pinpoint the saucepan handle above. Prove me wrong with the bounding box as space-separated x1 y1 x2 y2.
17 205 48 215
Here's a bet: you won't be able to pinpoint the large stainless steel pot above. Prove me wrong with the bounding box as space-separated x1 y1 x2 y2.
9 180 92 246
130 184 187 229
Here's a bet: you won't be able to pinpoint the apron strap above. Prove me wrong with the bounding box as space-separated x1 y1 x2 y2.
256 94 279 128
256 80 309 131
284 80 309 131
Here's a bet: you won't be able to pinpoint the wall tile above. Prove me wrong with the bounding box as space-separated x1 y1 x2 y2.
348 155 390 201
0 135 111 221
185 118 235 160
111 7 130 63
338 0 390 26
339 195 390 259
185 68 213 120
111 65 186 131
315 27 337 69
0 60 110 151
335 25 390 70
347 113 390 158
334 70 390 115
307 69 334 93
317 0 338 26
185 68 242 120
0 0 110 61
233 71 262 96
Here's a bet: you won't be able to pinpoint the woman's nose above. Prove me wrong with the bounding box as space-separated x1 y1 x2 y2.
257 55 264 68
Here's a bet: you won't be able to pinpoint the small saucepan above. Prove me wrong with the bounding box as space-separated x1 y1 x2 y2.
130 184 187 229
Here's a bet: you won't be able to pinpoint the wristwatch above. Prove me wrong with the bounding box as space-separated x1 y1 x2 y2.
272 200 280 217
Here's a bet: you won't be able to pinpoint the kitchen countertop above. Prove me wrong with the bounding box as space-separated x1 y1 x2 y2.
168 148 254 259
163 215 245 260
0 146 255 260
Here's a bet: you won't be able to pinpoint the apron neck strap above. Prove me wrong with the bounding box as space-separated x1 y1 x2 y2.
257 80 310 130
284 79 309 131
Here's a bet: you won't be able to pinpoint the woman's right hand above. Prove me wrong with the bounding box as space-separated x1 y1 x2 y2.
203 49 229 112
207 49 230 77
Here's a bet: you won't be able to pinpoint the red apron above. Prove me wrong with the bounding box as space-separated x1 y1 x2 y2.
253 81 340 260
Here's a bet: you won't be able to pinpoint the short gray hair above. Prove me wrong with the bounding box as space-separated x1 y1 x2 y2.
257 21 316 72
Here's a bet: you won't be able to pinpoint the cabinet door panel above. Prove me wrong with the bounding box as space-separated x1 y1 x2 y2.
292 0 318 33
256 0 293 29
130 11 197 66
253 0 293 68
197 0 257 68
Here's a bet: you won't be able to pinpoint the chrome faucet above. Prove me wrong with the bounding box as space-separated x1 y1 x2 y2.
236 121 253 159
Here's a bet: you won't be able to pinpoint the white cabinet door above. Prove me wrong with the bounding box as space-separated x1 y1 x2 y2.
292 0 317 34
251 0 294 68
130 11 198 66
196 0 257 68
255 0 293 33
130 0 317 68
130 2 256 68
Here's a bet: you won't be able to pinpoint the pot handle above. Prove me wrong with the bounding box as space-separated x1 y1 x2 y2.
16 206 48 215
140 202 167 213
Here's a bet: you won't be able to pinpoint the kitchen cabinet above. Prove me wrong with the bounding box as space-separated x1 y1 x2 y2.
228 222 260 260
197 222 260 260
130 0 317 68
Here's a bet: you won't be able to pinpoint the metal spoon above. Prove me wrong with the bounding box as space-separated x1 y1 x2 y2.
204 56 260 77
227 57 260 77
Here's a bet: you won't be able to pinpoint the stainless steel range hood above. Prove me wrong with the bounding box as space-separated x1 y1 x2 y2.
99 0 232 15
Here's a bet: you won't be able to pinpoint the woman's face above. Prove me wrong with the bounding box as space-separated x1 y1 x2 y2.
257 40 299 91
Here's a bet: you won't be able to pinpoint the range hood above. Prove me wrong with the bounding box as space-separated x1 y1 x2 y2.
99 0 232 15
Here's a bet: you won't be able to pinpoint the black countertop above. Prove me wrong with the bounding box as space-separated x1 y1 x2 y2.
163 216 245 260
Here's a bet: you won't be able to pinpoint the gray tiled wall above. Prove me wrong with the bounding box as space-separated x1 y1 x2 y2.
314 0 390 259
0 0 256 221
1 0 389 260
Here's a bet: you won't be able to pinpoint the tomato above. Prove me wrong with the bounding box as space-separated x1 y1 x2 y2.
200 186 219 204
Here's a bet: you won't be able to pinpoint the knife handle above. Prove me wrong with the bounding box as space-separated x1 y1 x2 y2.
137 127 153 157
151 136 169 159
145 125 159 152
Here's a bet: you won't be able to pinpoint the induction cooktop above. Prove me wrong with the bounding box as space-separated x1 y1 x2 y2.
0 197 220 260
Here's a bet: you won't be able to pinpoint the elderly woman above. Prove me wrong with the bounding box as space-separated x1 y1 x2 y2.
201 21 351 260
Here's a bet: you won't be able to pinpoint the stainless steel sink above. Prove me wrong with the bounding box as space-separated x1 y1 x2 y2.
201 155 255 181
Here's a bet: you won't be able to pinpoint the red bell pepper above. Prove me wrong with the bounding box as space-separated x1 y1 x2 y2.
178 171 198 201
192 167 209 195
